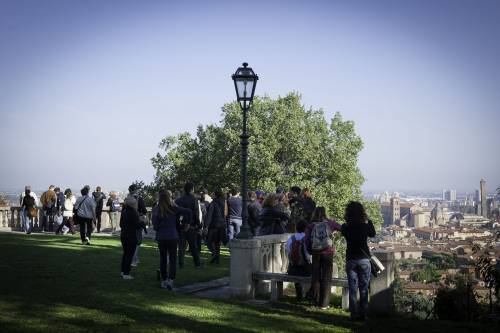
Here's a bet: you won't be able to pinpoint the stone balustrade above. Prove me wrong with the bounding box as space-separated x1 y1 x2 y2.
2 206 153 231
229 235 395 314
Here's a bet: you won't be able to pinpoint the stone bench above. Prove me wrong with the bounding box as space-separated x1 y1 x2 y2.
252 271 349 309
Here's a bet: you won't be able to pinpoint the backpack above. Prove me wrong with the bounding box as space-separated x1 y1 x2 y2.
310 222 333 251
111 199 121 212
289 235 307 266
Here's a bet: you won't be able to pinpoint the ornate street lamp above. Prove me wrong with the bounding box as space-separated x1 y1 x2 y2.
232 62 258 239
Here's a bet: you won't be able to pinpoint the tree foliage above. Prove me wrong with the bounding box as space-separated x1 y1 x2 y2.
151 93 365 219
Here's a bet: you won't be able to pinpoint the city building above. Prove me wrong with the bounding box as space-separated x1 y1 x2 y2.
480 179 487 218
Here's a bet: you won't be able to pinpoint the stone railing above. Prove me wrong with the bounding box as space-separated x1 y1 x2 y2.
0 206 12 228
229 235 396 314
3 206 153 231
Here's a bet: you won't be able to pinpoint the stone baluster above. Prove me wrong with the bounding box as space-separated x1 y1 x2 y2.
229 237 262 299
369 250 396 314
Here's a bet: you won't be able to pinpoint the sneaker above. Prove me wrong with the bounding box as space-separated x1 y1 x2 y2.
122 274 134 280
320 306 330 310
131 262 138 267
85 237 90 245
160 280 169 289
120 272 124 277
167 279 174 291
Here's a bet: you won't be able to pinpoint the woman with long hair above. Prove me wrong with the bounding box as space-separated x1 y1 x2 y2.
152 189 192 290
341 201 376 321
305 206 341 309
205 188 228 264
258 193 290 235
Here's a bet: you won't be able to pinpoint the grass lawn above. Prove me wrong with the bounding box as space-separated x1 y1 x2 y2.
0 232 498 333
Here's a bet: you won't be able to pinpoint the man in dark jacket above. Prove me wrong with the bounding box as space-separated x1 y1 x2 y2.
92 186 106 233
247 191 262 236
175 182 201 268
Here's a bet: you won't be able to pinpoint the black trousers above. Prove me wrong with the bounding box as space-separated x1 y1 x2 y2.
78 217 93 243
95 208 103 232
158 239 178 280
288 264 312 299
208 227 226 262
178 229 200 267
42 208 55 232
311 253 334 307
121 238 137 275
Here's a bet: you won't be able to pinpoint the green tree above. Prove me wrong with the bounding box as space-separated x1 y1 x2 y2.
151 93 365 219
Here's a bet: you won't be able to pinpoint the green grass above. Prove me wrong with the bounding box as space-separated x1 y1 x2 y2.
0 232 498 333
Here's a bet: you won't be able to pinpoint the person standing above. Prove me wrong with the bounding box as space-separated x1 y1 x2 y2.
19 185 39 233
152 189 192 289
74 186 96 245
247 191 262 236
285 220 312 299
175 182 201 268
205 188 227 264
120 196 142 280
258 194 290 235
56 188 76 235
127 184 147 266
305 206 341 309
40 185 57 232
341 201 376 321
20 186 37 234
92 186 106 233
106 191 121 232
227 187 243 240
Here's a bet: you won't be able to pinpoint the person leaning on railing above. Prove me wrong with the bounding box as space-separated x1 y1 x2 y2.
340 201 376 322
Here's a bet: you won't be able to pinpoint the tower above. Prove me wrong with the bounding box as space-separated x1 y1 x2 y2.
390 196 400 225
480 179 487 218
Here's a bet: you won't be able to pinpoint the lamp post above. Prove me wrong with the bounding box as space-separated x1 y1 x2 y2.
232 62 258 239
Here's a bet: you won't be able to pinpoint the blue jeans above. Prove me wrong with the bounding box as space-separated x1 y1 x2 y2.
228 217 242 240
21 209 33 233
346 258 371 318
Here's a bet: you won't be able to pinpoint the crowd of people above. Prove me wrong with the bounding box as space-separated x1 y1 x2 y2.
18 182 376 321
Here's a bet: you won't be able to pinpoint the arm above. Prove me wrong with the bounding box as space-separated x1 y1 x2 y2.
366 220 376 238
327 219 342 232
205 203 214 229
106 198 112 207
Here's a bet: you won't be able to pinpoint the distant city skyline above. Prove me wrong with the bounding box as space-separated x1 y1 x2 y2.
1 0 499 192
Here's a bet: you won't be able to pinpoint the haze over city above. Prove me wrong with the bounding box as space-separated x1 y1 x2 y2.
1 0 499 193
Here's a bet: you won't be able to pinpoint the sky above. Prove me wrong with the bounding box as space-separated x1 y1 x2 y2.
0 0 499 194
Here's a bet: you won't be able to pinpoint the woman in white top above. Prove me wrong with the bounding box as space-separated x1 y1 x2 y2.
56 189 76 235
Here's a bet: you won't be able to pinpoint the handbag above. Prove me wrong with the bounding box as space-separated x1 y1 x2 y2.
361 248 385 277
28 207 38 218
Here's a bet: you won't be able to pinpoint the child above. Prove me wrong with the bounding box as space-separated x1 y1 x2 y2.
286 220 312 300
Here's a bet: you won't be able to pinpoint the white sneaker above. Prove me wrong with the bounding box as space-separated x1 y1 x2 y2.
167 279 174 291
122 274 134 280
85 237 90 245
131 262 138 267
160 280 169 289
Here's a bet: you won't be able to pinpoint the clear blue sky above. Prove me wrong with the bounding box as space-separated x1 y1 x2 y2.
1 0 499 193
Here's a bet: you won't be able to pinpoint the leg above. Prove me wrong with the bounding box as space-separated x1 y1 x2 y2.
310 253 321 304
346 260 359 318
68 217 75 234
79 219 86 243
187 229 200 266
178 231 186 268
86 219 93 241
167 239 178 280
228 221 235 240
158 240 168 281
233 219 242 238
319 253 333 308
132 245 140 265
121 239 136 275
96 209 102 232
357 259 371 318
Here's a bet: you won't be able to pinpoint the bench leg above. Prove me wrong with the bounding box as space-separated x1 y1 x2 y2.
270 280 284 301
342 287 349 310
